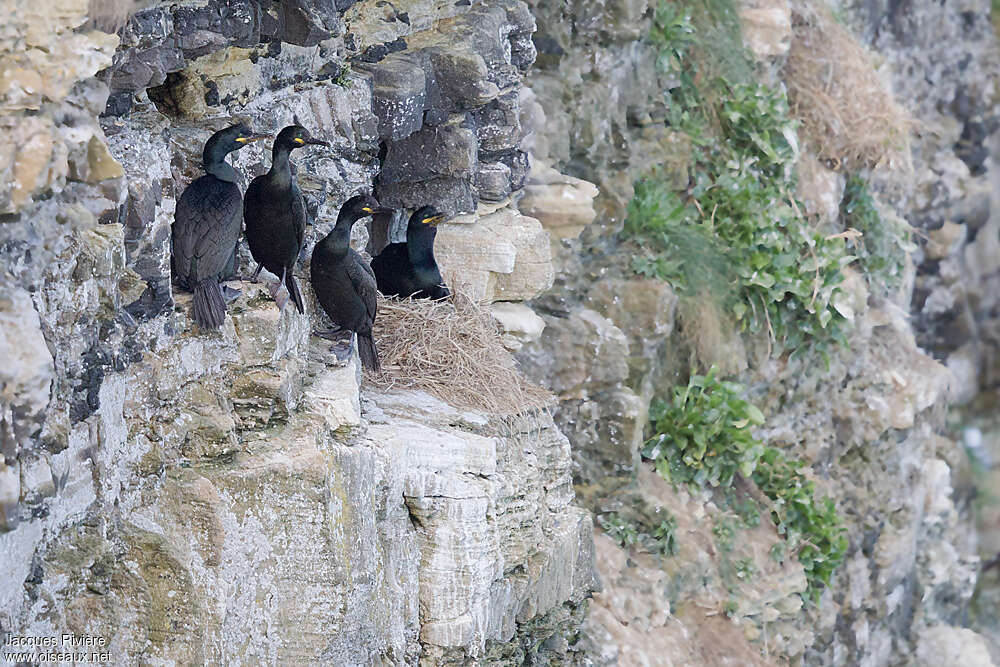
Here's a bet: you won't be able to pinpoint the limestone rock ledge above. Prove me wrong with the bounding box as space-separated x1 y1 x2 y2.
1 284 594 664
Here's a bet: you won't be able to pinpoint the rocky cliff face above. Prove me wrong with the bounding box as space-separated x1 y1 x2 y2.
520 0 998 664
0 1 594 663
2 0 999 665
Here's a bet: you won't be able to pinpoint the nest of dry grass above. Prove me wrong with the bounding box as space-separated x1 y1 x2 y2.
370 293 554 415
784 0 913 172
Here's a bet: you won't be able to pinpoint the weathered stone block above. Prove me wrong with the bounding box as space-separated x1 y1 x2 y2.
380 118 478 183
585 278 678 357
519 162 598 241
0 286 55 464
359 53 428 141
435 206 553 302
519 308 629 397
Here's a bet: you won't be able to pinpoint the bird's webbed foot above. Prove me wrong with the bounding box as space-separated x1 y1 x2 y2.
242 264 264 283
328 341 354 362
221 285 242 302
313 326 345 340
270 280 290 311
322 331 355 361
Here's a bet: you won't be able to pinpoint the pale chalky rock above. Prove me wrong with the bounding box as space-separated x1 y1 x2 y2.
1 1 596 663
0 0 119 213
365 389 594 661
796 152 844 224
585 277 678 357
520 308 629 398
519 161 599 241
0 286 55 469
436 206 554 302
491 302 546 350
915 626 996 667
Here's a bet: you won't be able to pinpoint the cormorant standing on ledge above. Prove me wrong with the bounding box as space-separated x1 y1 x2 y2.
370 205 450 300
243 124 328 312
172 123 267 329
310 195 388 372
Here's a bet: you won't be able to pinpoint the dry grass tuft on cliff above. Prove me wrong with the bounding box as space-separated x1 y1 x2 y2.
371 293 554 415
784 0 913 171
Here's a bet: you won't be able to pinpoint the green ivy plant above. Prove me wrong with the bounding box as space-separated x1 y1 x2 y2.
752 447 848 600
626 1 853 356
642 368 847 599
642 368 765 488
840 174 908 288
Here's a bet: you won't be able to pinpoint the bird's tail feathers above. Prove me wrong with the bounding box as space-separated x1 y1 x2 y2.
357 334 381 373
286 273 305 314
192 279 226 329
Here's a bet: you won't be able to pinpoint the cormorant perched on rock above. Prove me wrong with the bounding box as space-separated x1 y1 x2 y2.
172 123 267 329
243 124 328 313
310 195 388 372
370 205 450 300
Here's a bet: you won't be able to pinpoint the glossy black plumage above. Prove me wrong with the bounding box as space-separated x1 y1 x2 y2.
310 195 385 372
172 124 266 328
371 205 450 300
243 124 328 313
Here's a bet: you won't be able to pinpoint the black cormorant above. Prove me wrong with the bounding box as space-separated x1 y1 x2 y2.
243 124 329 313
370 205 450 300
172 123 267 329
310 194 388 372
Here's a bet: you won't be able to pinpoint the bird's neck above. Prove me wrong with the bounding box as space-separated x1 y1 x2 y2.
204 157 238 183
406 227 437 267
317 216 356 257
268 147 293 187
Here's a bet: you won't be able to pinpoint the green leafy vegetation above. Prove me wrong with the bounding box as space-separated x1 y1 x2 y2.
330 63 351 87
649 515 680 556
641 369 847 599
642 368 765 488
752 447 849 601
727 492 761 528
598 512 679 557
712 517 737 552
840 174 908 287
734 557 756 580
598 513 641 549
723 598 739 617
625 0 852 354
650 1 696 72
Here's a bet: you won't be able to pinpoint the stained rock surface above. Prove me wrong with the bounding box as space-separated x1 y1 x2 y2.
3 0 1000 664
0 0 592 663
519 0 997 664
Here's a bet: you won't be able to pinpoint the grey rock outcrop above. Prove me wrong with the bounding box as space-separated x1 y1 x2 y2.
0 0 592 663
519 0 994 664
5 0 1000 664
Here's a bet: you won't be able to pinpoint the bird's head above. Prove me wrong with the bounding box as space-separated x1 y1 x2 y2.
276 124 330 151
339 194 390 224
410 205 446 228
203 123 268 163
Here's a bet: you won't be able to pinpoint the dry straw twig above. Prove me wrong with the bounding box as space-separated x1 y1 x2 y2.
784 0 914 172
370 292 554 415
